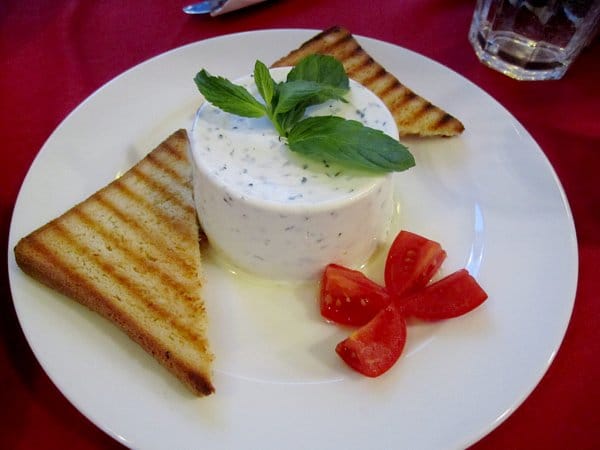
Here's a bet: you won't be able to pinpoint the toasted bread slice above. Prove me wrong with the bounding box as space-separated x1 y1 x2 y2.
14 129 214 396
272 26 464 137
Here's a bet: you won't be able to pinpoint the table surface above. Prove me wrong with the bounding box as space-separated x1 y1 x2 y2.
1 1 599 449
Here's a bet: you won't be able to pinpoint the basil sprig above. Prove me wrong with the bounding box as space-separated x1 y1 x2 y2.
193 55 415 173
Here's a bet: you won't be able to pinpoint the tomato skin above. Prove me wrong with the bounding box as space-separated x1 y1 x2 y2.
398 269 488 320
384 231 447 297
335 302 407 377
325 232 488 379
320 264 391 326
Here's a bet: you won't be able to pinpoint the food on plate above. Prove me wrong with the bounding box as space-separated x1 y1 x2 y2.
191 55 413 280
320 230 488 377
320 264 391 326
194 56 414 173
271 25 465 137
14 130 215 396
397 269 489 321
384 230 447 297
336 301 407 378
319 231 447 327
14 27 475 394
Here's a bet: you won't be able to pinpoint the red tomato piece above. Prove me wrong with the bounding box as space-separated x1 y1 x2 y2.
320 264 391 326
384 231 447 297
398 269 488 320
335 302 407 377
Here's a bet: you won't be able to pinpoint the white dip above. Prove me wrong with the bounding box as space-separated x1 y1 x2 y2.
190 67 398 280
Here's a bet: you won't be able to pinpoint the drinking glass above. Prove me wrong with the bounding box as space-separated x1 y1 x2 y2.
469 0 600 80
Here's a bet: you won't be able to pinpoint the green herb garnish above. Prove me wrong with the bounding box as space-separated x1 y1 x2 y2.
193 55 415 173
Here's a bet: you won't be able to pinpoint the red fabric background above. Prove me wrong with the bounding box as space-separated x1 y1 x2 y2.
1 1 599 448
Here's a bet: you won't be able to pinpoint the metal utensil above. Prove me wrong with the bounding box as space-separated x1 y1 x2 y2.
182 0 227 14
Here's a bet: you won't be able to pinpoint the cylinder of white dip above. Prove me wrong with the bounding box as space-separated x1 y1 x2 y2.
190 67 398 281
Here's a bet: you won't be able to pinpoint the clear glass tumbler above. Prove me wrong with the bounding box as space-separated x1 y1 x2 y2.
469 0 600 80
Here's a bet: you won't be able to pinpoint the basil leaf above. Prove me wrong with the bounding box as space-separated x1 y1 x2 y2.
274 79 349 135
274 80 348 115
274 55 350 135
254 60 275 108
287 54 349 90
276 103 306 135
194 69 266 118
287 116 415 173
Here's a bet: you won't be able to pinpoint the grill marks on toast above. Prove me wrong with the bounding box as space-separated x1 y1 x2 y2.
69 207 202 322
271 26 464 137
14 130 214 396
112 162 196 244
18 223 213 396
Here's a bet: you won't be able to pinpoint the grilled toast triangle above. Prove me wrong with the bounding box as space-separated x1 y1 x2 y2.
14 129 215 396
271 26 465 137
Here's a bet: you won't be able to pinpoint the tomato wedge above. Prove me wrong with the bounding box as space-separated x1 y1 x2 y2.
398 269 488 320
384 231 447 297
335 302 407 377
320 264 391 326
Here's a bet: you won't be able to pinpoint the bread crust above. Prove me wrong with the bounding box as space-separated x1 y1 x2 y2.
14 129 214 396
272 26 464 137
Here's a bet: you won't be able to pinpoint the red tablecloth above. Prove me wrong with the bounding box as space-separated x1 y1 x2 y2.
1 1 598 448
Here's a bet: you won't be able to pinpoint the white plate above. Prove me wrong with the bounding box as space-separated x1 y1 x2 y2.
8 29 577 450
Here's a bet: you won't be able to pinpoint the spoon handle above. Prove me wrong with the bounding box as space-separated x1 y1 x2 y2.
182 0 227 14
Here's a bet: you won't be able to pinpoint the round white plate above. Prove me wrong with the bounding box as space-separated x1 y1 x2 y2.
8 29 577 450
